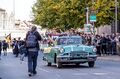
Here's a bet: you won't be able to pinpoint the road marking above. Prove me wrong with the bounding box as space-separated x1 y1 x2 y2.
92 72 108 75
38 68 50 73
73 73 88 76
73 72 108 76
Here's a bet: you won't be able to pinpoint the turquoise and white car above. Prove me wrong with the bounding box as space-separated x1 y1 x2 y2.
43 36 97 68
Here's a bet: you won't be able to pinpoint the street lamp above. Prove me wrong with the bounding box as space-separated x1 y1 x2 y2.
115 0 118 33
91 0 95 35
86 7 89 24
13 0 15 29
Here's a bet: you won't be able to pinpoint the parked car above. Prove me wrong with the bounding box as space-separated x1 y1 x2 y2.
43 36 97 68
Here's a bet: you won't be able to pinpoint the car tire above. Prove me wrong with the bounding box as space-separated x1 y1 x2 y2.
54 53 57 63
47 62 52 66
56 62 62 68
88 61 95 67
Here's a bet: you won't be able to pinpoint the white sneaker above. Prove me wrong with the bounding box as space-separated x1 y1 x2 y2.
28 72 33 77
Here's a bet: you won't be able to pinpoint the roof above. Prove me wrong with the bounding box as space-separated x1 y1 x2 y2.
0 8 5 11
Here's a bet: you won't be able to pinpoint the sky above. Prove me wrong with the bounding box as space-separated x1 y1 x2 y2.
0 0 36 21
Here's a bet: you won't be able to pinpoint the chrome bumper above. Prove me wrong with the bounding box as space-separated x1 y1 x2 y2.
57 56 97 63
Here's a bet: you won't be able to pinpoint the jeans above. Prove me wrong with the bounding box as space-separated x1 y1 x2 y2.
0 50 1 56
96 46 101 56
28 51 38 73
0 50 1 59
111 44 116 55
101 45 107 55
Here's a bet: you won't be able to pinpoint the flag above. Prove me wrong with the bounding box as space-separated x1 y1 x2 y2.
5 33 11 43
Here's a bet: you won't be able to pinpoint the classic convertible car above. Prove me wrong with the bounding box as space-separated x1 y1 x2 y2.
43 36 97 68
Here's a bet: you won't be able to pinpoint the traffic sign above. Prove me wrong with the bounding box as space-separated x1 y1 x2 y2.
90 15 96 22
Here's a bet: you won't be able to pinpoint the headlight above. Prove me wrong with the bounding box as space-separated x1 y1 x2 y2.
93 48 97 52
59 48 65 53
43 47 51 53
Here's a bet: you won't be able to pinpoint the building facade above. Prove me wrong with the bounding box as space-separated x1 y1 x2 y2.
0 8 6 30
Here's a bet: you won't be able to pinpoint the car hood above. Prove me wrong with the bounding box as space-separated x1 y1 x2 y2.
56 45 94 53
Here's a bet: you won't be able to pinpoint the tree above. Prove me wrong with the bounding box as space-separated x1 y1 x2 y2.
32 0 117 30
117 0 120 21
93 0 115 27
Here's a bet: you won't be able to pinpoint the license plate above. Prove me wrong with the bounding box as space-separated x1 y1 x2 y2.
72 54 86 57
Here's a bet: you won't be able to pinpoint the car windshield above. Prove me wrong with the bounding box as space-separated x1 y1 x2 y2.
57 37 82 45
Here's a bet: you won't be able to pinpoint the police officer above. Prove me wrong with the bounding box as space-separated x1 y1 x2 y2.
101 33 107 55
2 40 8 56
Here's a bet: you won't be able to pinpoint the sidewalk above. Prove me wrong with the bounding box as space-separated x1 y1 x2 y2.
98 55 120 61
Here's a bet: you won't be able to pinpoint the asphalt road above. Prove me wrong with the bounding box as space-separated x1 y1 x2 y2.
0 52 120 79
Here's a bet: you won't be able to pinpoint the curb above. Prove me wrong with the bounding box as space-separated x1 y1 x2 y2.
97 56 120 62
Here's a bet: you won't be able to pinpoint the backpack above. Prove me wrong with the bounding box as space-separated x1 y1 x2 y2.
0 42 2 50
26 31 37 48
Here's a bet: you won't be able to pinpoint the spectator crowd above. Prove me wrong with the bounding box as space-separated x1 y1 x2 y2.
0 29 120 60
45 29 120 56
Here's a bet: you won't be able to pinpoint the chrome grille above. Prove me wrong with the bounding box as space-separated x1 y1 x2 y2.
70 51 88 57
